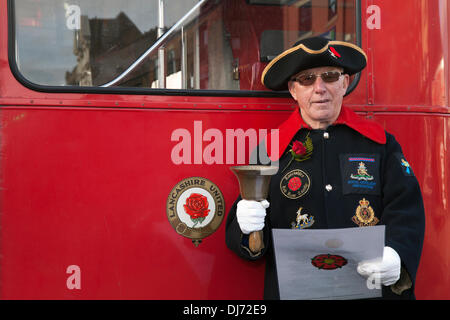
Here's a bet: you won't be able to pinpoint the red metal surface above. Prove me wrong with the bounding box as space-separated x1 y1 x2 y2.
366 0 448 107
372 113 450 299
1 107 293 299
0 0 449 299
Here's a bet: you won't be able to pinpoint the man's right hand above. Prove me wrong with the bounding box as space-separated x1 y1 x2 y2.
236 199 270 234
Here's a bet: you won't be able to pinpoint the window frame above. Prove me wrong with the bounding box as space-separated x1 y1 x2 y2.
7 0 362 97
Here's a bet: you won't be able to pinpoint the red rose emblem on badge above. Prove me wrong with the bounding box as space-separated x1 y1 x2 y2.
288 176 302 191
184 193 210 226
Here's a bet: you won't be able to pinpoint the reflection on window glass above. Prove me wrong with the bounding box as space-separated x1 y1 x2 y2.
14 0 357 91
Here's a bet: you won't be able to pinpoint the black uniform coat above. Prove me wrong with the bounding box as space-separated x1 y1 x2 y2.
225 107 425 300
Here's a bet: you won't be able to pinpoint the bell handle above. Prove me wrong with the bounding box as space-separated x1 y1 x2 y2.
249 230 264 253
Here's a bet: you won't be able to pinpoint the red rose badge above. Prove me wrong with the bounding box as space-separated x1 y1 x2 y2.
287 176 302 191
184 193 210 227
281 133 313 173
292 140 307 156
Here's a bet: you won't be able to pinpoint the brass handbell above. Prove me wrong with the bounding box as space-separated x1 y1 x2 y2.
230 165 278 253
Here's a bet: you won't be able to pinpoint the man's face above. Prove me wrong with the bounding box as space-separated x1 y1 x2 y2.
288 66 350 129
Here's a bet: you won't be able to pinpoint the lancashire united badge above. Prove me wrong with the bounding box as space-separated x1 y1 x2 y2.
280 169 311 199
352 198 379 227
166 177 225 246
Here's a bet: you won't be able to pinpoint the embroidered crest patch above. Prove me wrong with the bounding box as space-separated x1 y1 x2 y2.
340 154 380 195
352 198 379 227
394 153 414 176
291 207 314 229
280 169 311 199
166 177 225 246
350 162 374 181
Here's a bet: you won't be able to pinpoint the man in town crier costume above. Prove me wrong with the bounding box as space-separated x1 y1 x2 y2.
225 36 425 300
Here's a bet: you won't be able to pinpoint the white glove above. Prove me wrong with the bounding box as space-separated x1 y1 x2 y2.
236 199 270 235
357 246 401 286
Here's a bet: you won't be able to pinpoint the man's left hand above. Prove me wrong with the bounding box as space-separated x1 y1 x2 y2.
357 246 401 286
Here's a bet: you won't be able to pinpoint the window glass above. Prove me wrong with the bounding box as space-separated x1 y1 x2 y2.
13 0 357 91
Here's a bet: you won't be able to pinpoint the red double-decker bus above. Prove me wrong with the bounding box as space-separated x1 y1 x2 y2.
0 0 448 299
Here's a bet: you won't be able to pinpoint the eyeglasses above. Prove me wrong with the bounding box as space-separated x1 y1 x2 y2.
291 71 343 86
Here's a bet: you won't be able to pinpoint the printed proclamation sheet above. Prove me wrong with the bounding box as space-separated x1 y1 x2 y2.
272 226 385 300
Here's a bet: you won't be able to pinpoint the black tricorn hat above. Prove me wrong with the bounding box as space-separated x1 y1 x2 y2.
261 36 367 91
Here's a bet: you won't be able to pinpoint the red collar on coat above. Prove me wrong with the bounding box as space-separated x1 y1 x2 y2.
265 106 386 161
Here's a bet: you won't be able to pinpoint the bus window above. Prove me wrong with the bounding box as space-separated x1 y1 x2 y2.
11 0 358 92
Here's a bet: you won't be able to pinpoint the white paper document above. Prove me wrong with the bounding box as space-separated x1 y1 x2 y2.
272 225 385 300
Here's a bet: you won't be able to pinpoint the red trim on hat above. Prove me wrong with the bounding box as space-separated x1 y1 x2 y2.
329 46 341 58
266 107 386 161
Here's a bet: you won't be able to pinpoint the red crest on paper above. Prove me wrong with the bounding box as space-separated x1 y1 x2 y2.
311 254 348 270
